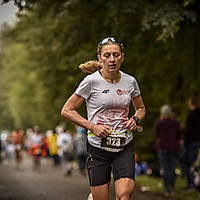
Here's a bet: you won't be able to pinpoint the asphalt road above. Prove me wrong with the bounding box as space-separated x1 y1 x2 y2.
0 154 182 200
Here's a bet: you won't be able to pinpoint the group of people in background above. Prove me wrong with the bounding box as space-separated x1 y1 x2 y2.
154 95 200 196
0 125 87 177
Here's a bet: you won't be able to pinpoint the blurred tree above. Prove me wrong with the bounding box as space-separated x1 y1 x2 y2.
2 0 199 41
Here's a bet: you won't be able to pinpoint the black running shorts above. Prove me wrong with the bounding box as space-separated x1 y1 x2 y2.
86 140 135 186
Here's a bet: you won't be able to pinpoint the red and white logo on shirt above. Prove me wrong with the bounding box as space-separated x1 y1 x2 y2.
116 89 129 95
117 89 122 95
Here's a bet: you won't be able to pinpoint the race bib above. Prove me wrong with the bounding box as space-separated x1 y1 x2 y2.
101 135 126 149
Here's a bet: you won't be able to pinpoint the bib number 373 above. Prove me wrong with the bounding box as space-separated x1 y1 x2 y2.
101 135 126 149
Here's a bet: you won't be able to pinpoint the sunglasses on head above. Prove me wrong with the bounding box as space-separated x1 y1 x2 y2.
99 37 120 45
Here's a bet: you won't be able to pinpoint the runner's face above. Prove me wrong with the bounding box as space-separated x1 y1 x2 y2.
98 44 124 72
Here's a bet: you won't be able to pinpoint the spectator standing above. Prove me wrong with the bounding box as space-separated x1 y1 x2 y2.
10 129 25 170
74 126 87 176
29 126 45 171
183 96 200 190
47 129 60 166
57 128 73 176
5 141 15 161
154 104 181 196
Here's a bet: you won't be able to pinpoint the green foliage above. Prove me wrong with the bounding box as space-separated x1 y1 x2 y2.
141 0 197 41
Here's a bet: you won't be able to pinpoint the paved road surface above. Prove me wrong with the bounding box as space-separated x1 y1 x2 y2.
0 154 181 200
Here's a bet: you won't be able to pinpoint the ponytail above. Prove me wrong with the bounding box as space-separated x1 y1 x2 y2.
79 60 102 74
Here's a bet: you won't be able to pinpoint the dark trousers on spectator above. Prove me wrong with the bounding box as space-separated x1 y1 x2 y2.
158 150 177 192
183 142 200 187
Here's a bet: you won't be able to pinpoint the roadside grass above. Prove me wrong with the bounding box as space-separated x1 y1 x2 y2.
136 174 200 200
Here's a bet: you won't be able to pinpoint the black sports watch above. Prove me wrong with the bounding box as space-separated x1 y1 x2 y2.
131 116 140 125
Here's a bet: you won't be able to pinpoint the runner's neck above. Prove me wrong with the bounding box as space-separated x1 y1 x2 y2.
100 69 121 84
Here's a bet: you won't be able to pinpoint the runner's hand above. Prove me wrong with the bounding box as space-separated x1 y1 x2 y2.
91 124 111 138
122 118 137 131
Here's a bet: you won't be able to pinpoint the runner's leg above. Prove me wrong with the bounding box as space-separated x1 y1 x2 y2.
115 178 134 200
90 182 110 200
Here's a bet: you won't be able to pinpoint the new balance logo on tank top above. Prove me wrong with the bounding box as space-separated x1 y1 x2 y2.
75 70 141 152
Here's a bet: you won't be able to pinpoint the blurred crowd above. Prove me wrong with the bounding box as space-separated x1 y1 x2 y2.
0 125 87 177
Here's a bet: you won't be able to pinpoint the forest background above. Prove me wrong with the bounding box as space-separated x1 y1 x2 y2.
0 0 199 164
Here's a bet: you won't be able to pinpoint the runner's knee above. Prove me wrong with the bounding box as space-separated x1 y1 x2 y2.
116 191 132 200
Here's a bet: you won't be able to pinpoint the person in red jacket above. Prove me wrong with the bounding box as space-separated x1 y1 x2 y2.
154 104 181 196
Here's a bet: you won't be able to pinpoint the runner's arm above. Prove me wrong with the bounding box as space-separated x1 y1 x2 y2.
61 93 110 138
131 95 146 122
123 95 146 131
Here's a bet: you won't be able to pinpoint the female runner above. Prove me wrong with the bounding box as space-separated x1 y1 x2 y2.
61 37 146 200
